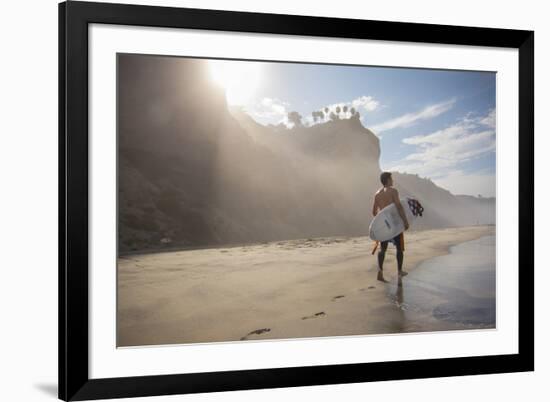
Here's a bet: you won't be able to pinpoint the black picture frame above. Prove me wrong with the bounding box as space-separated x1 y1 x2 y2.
59 1 534 400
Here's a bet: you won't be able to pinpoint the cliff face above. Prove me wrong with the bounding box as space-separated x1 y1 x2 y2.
118 54 494 253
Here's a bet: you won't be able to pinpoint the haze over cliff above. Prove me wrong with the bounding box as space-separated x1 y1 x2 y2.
118 54 495 253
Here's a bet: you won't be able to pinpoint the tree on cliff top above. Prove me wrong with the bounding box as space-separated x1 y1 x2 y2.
287 111 303 128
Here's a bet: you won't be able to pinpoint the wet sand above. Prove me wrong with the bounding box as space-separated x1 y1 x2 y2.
117 225 495 347
382 234 496 334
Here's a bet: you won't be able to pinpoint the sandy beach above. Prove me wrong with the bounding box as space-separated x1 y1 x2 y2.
117 225 495 347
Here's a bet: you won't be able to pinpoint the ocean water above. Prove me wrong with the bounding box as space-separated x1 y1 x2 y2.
388 235 496 329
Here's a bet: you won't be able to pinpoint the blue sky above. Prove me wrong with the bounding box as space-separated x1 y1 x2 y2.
211 59 496 197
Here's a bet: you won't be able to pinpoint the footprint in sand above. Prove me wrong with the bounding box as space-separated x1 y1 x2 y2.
240 328 271 340
331 295 345 301
301 312 326 320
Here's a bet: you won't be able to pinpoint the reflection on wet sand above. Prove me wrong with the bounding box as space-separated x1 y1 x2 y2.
378 235 496 332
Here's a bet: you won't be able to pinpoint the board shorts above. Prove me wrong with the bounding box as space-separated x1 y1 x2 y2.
381 232 403 252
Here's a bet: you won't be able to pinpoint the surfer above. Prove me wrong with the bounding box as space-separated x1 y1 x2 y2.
372 172 409 277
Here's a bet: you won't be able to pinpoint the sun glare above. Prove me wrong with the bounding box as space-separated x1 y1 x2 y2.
208 60 262 105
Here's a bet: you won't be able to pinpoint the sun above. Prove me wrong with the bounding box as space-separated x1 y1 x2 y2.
208 60 262 106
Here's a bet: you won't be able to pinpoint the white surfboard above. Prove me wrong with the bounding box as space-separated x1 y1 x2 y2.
369 197 424 242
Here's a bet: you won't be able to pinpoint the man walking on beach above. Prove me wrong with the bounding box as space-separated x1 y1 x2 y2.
372 172 409 277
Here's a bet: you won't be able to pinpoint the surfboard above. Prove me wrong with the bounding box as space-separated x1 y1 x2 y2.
369 197 424 242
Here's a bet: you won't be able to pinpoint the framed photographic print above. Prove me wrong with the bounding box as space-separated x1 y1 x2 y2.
59 1 534 400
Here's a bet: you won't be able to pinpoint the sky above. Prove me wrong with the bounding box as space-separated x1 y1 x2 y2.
208 59 496 197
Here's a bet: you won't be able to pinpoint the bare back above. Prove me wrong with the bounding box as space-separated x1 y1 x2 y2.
372 186 409 230
374 187 398 213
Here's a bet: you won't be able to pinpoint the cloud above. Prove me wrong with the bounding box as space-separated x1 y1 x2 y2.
351 96 380 112
246 97 292 126
479 108 496 128
371 98 455 134
253 97 289 119
388 108 496 196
